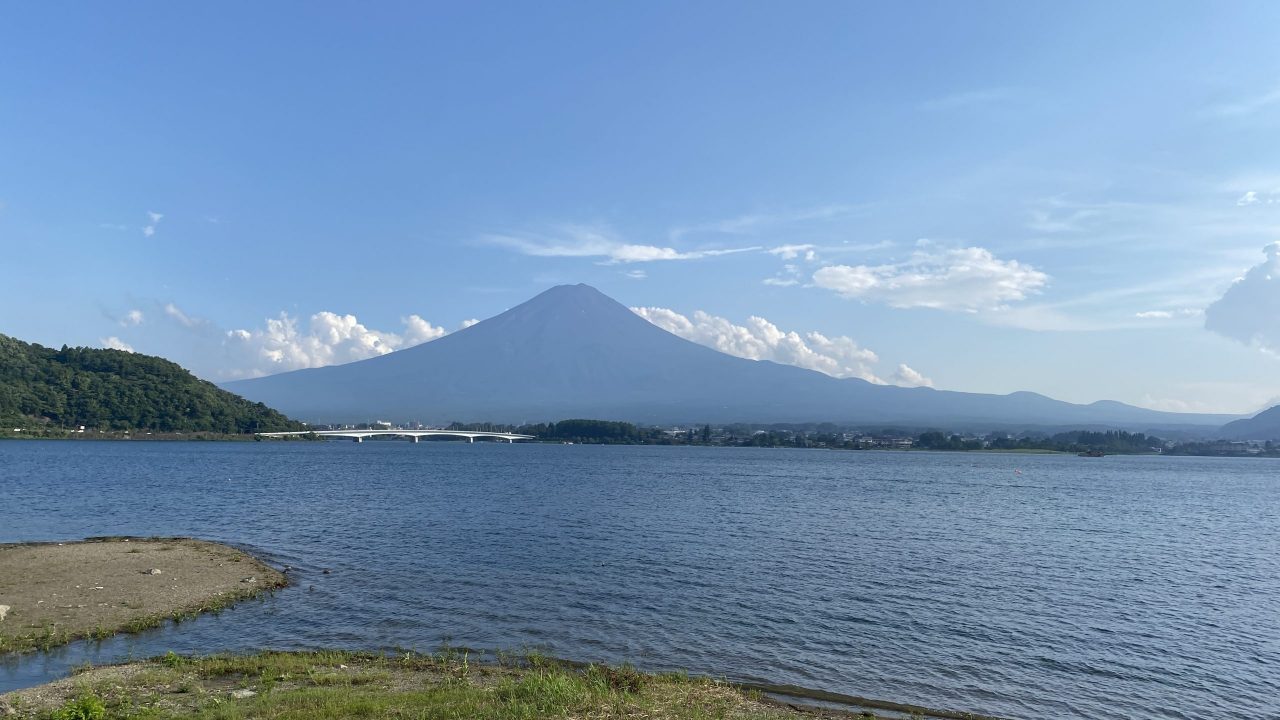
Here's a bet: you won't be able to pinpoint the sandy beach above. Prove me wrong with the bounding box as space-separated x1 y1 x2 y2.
0 537 286 654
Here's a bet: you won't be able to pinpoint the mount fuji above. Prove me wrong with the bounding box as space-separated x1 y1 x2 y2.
223 284 1234 430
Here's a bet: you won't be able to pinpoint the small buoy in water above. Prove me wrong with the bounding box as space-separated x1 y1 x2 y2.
322 568 331 575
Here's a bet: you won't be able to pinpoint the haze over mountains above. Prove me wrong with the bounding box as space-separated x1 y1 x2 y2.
221 285 1243 431
1218 405 1280 441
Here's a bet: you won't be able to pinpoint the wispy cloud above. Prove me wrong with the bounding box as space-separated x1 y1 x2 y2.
767 244 817 261
1027 206 1101 234
668 204 856 242
485 225 758 264
120 309 144 327
623 269 647 279
763 262 804 287
1138 382 1279 415
919 87 1016 111
977 263 1238 332
1135 308 1202 320
812 246 1048 312
164 302 201 328
143 211 163 237
1205 86 1280 118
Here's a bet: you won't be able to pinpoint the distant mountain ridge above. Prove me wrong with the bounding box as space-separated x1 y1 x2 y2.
223 284 1238 429
1218 405 1280 440
0 333 303 433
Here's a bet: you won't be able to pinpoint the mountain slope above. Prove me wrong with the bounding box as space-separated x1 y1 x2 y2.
1218 405 1280 440
223 284 1234 428
0 333 304 433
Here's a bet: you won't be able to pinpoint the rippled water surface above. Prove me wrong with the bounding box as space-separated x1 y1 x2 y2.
1 441 1277 718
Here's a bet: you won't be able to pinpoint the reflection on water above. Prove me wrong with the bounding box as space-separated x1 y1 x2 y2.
1 441 1277 720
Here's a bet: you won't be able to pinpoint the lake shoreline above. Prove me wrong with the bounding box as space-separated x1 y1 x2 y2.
0 649 1007 720
0 537 287 654
0 537 1003 719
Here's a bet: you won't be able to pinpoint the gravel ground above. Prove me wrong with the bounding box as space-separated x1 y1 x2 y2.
0 537 285 653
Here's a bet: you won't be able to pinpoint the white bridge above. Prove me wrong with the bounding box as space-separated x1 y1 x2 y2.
257 429 534 443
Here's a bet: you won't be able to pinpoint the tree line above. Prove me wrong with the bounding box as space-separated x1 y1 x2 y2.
0 333 305 434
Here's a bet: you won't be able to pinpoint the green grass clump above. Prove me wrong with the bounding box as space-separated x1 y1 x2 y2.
50 694 105 720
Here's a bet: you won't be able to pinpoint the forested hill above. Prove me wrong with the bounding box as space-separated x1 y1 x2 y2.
0 333 304 433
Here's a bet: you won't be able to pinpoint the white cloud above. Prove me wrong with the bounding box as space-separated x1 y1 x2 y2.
120 309 144 326
460 318 480 329
223 311 447 378
1234 190 1280 207
762 278 799 287
811 246 1048 312
1204 242 1280 354
892 363 933 388
1135 308 1202 320
100 336 134 352
485 225 757 264
767 244 817 261
143 211 163 237
401 314 448 344
631 306 886 383
623 269 647 279
164 302 200 328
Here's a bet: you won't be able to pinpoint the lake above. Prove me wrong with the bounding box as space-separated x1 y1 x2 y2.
0 440 1276 719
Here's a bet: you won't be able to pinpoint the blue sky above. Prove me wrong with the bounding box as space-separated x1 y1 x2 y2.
3 2 1280 414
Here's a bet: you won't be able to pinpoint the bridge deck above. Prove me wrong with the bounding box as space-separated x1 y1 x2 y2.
257 430 534 443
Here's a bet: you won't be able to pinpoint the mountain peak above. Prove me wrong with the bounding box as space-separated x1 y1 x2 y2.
481 283 642 331
524 283 616 307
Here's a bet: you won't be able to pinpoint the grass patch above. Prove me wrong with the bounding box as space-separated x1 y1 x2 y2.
13 651 810 720
50 694 105 720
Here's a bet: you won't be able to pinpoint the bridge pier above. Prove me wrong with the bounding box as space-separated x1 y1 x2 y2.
468 437 474 443
353 437 363 443
408 435 419 443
